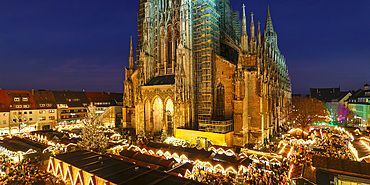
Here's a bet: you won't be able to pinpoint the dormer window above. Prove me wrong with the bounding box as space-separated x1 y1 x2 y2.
22 97 28 101
14 97 20 102
40 104 45 107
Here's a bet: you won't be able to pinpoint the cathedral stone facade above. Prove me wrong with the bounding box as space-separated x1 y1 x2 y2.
122 0 291 147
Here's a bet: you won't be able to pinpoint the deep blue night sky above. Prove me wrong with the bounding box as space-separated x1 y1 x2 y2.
0 0 369 95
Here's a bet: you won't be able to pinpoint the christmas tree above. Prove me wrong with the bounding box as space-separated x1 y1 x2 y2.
78 103 108 153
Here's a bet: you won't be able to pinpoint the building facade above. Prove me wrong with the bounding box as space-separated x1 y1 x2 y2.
123 0 291 146
348 84 370 127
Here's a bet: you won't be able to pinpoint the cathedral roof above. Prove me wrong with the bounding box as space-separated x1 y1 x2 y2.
144 75 175 86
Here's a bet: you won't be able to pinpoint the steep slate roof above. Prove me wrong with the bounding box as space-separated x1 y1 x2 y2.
313 155 370 179
109 93 123 106
54 150 203 185
2 90 37 110
310 87 350 102
33 90 57 109
0 90 9 112
144 75 175 86
51 91 89 107
84 92 111 107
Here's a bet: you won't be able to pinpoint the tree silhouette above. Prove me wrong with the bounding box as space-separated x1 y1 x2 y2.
289 97 328 131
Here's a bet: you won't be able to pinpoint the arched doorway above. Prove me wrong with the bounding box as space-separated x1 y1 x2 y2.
165 99 174 136
152 97 163 134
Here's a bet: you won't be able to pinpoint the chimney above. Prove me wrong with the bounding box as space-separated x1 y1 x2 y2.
31 89 35 96
364 84 369 90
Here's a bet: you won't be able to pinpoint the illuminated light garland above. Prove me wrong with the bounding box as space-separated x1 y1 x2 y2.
148 150 155 155
348 142 359 161
360 137 370 142
156 150 163 156
288 128 308 135
288 165 294 179
287 146 294 158
180 154 188 160
279 144 287 154
225 167 237 174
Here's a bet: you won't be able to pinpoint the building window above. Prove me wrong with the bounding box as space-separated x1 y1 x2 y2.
3 113 6 116
24 112 27 114
3 120 5 125
39 110 45 114
22 97 28 101
14 97 20 102
39 117 46 121
49 116 55 120
15 105 22 108
10 105 12 108
13 119 16 123
23 105 29 108
40 104 45 107
49 110 55 113
215 83 225 118
29 118 32 121
29 111 32 114
46 104 52 107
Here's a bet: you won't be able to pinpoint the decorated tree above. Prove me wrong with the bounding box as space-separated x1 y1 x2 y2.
325 103 351 126
78 103 108 153
289 97 328 131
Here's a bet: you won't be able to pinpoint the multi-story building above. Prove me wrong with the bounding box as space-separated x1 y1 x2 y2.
52 91 89 127
310 87 351 104
122 0 291 146
1 90 37 134
85 91 114 127
108 93 123 128
0 90 10 135
348 84 370 127
32 90 57 130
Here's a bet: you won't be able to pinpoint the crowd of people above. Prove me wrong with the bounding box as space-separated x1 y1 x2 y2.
187 159 291 185
0 153 65 185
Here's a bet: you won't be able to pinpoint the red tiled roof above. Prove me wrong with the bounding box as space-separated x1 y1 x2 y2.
33 90 57 109
0 90 10 112
0 90 37 110
84 92 111 107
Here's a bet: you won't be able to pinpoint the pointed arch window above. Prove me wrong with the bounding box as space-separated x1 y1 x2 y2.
215 83 225 118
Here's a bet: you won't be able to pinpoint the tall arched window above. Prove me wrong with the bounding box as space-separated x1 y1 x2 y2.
215 83 225 118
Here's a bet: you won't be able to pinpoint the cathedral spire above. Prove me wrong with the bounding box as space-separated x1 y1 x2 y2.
129 36 134 69
257 21 261 46
242 4 247 36
264 5 275 36
250 12 255 38
241 4 248 54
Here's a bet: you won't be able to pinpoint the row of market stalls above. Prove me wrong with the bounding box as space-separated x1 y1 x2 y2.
0 135 48 163
115 141 286 180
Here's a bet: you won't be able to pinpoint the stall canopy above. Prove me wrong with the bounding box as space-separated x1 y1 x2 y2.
52 150 204 185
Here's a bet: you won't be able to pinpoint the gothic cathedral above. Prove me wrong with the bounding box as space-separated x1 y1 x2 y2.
122 0 291 147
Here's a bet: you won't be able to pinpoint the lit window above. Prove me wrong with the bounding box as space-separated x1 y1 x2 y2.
23 105 29 108
22 97 28 101
39 117 46 121
14 98 20 102
46 104 52 107
39 110 45 114
15 105 22 108
49 110 55 113
49 116 55 120
40 104 45 107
